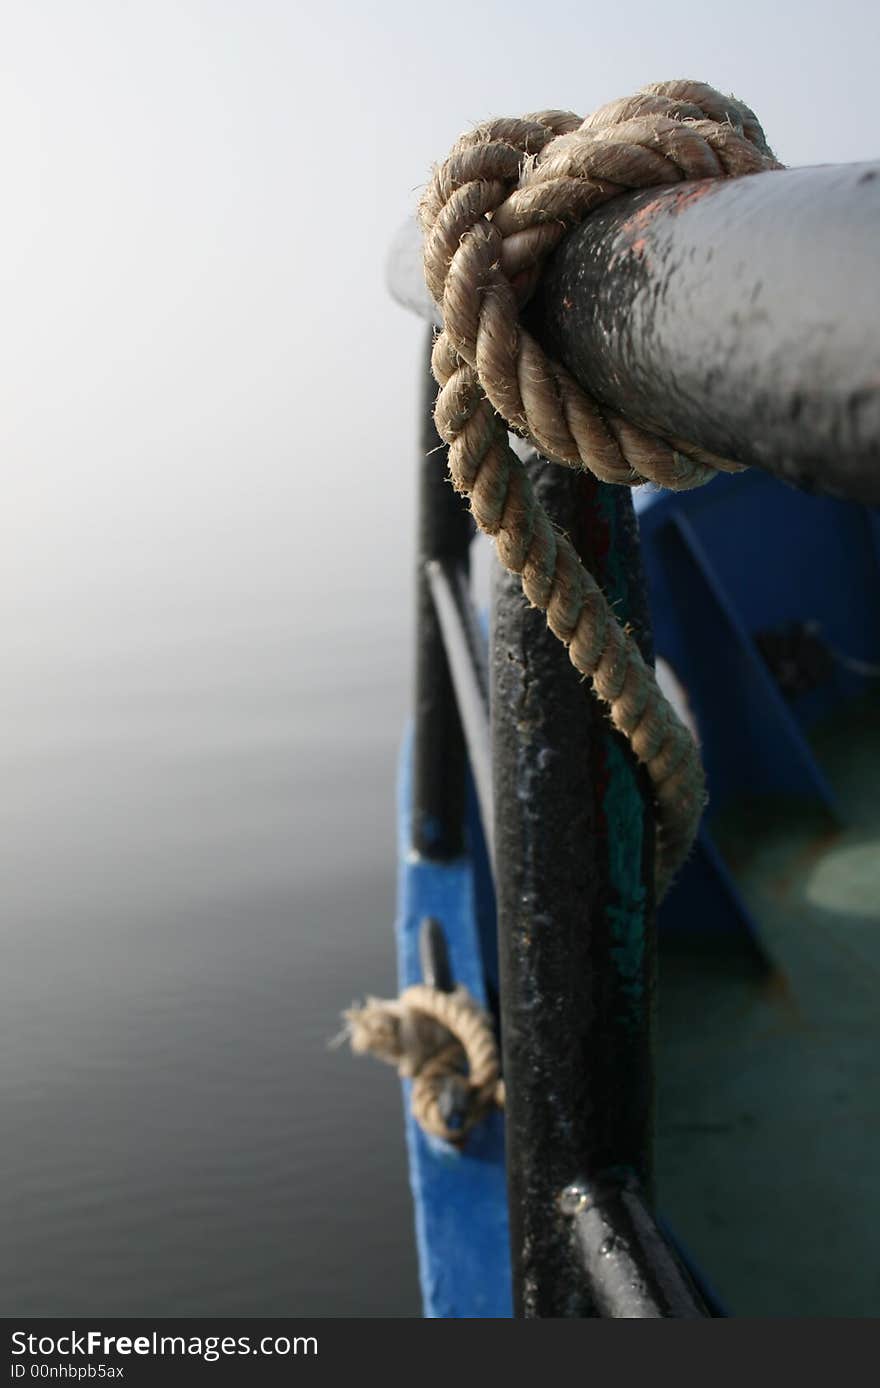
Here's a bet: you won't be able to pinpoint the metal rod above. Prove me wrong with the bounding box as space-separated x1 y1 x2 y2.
412 330 473 858
419 916 455 993
418 916 475 1136
425 558 494 877
561 1176 708 1319
492 456 660 1317
526 162 880 503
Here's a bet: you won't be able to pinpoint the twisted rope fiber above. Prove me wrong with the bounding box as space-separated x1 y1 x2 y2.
344 985 504 1144
422 80 781 896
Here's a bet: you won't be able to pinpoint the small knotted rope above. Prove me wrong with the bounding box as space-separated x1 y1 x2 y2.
421 79 781 896
343 985 504 1144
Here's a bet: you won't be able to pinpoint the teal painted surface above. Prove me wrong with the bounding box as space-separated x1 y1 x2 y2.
656 700 880 1316
604 736 648 1008
596 484 651 1016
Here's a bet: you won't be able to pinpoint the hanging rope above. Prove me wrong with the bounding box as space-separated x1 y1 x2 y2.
421 79 780 897
346 82 779 1147
343 985 504 1145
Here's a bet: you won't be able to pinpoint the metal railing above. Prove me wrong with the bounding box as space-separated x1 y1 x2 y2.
412 337 708 1317
404 160 879 1317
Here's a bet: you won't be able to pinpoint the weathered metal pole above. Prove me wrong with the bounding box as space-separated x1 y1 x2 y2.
565 1175 708 1318
527 162 880 504
412 330 473 858
492 457 694 1316
425 558 494 872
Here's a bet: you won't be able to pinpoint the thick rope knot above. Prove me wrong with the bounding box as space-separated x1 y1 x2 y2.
343 985 504 1144
420 80 780 896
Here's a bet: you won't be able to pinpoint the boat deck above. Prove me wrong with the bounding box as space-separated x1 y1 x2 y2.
657 699 880 1316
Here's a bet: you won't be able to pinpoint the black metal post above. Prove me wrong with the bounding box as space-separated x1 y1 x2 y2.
419 916 455 993
562 1175 708 1318
492 456 669 1316
413 330 473 858
526 162 880 503
425 559 493 874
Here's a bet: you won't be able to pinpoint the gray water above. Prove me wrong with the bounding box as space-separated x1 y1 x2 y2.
1 623 421 1316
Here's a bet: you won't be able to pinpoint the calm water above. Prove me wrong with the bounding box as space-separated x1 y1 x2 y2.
1 624 421 1316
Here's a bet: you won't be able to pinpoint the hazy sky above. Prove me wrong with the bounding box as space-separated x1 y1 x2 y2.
2 0 878 684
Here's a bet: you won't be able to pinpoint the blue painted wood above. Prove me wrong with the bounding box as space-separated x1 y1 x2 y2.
672 508 838 811
395 731 511 1319
637 473 880 947
637 478 842 817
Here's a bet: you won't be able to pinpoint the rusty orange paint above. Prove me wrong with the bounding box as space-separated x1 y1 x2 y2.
608 182 721 271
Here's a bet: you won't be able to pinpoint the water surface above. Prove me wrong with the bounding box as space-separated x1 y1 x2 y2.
1 624 421 1316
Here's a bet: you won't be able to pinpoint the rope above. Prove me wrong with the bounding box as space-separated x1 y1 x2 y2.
343 985 504 1144
420 80 781 897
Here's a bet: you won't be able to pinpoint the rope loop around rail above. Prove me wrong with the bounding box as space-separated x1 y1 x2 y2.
420 79 780 896
343 985 504 1145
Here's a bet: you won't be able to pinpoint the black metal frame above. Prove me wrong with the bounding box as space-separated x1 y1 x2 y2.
413 328 707 1317
410 161 879 1315
412 355 472 861
490 457 700 1316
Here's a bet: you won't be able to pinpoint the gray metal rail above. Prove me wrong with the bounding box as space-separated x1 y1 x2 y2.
401 155 880 1312
527 162 880 503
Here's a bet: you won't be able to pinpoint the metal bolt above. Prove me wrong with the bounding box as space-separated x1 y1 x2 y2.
558 1183 591 1216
